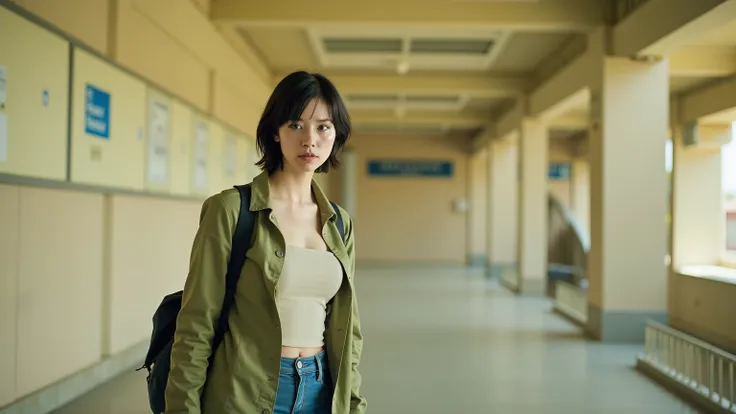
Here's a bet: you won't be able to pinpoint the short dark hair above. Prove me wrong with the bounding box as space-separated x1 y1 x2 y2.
255 71 351 174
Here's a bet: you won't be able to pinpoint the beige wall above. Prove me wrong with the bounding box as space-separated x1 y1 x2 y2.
1 185 105 404
0 1 270 406
351 135 469 265
669 273 736 353
0 184 203 406
468 149 488 261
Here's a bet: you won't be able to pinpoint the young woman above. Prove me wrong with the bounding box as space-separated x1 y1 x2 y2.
164 71 367 414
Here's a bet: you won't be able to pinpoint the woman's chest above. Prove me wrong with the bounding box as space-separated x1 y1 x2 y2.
270 203 326 249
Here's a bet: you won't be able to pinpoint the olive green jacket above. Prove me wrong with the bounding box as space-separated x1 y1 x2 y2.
164 171 367 414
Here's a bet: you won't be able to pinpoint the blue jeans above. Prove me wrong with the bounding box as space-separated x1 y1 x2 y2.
274 350 334 414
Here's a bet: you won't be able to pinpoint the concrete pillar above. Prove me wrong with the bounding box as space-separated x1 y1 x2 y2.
671 124 729 268
571 157 590 236
467 149 488 268
517 118 549 295
486 136 519 282
340 148 357 217
587 57 669 342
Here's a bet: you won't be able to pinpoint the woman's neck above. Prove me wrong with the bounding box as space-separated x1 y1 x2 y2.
268 170 315 205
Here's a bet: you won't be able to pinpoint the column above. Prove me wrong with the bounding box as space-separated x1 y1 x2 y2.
467 149 488 268
671 123 729 268
517 118 549 295
587 57 669 341
571 157 590 237
486 136 519 284
340 148 357 217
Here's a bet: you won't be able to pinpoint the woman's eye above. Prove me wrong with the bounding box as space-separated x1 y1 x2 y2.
318 125 331 131
289 123 302 130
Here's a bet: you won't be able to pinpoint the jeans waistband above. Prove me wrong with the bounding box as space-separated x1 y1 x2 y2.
279 350 328 376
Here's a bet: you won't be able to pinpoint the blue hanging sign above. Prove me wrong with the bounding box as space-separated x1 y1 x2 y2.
368 160 453 177
85 84 110 139
548 162 571 180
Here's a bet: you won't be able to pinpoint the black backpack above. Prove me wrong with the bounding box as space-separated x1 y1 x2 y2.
138 184 345 414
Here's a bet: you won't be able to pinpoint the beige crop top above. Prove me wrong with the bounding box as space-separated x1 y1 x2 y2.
276 245 344 348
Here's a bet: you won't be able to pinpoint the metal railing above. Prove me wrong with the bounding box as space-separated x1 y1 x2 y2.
638 320 736 413
500 266 518 291
552 281 588 324
547 195 589 287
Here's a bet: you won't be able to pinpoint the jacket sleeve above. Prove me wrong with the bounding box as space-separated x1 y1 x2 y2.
164 194 236 413
345 215 368 414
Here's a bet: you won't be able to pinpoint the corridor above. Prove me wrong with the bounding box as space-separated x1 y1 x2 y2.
53 267 699 414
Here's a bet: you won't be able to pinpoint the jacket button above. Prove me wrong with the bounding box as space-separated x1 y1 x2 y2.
275 250 284 258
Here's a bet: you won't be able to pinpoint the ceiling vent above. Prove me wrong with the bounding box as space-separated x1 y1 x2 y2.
308 28 511 72
410 38 493 55
323 38 402 53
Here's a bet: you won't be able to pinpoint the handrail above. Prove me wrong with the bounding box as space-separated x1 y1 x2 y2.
638 320 736 412
548 195 589 251
547 194 589 288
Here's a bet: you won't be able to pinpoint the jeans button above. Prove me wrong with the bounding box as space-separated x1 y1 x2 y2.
296 360 303 369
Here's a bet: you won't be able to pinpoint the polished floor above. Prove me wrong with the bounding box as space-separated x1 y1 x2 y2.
53 266 701 414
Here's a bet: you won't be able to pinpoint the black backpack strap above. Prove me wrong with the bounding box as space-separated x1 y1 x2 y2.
330 201 345 243
210 184 254 355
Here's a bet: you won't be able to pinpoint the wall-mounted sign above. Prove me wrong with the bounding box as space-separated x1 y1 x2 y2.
85 84 111 139
147 98 170 184
548 162 571 180
368 159 453 177
192 120 208 192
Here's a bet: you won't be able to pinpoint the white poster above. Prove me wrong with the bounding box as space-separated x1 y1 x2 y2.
0 114 7 162
193 121 208 192
0 65 7 110
224 133 237 177
147 99 170 183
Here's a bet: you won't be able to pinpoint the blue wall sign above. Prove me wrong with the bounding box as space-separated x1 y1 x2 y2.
368 160 453 177
85 84 110 139
548 162 572 180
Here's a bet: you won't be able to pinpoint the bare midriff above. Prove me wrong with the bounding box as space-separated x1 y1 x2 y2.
281 345 324 358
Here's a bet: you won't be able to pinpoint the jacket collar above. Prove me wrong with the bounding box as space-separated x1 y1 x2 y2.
249 170 336 224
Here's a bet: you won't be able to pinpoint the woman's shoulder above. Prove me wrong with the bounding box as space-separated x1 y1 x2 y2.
198 187 245 224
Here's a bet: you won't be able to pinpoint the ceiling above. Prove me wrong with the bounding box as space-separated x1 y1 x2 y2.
210 0 736 140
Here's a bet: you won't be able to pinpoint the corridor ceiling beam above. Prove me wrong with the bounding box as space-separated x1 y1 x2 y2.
612 0 736 57
470 126 495 153
669 46 736 78
549 114 588 129
528 27 605 119
278 73 530 99
351 110 489 128
211 0 605 31
678 75 736 123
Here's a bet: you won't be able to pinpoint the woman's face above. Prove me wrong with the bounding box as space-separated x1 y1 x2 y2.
275 98 336 174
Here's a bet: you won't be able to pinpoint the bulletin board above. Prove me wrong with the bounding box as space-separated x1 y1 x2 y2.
70 47 147 190
190 114 211 196
169 100 193 196
0 7 69 181
144 87 173 193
